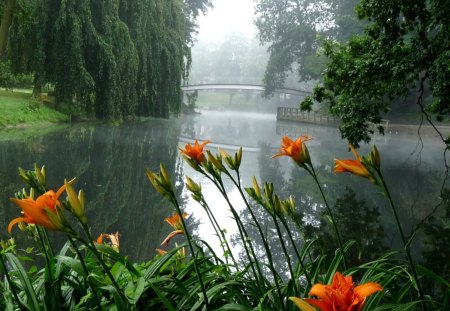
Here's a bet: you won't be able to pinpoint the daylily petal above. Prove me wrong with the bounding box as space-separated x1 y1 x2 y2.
10 198 56 229
334 144 375 181
349 144 361 161
96 234 105 244
179 140 211 164
155 248 168 256
354 282 383 300
309 283 328 300
7 217 29 233
272 135 312 165
304 272 382 311
161 230 184 246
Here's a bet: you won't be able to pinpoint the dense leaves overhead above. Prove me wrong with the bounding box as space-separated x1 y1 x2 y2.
304 0 450 145
2 0 211 119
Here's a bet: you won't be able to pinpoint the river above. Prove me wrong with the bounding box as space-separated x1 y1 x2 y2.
0 110 448 270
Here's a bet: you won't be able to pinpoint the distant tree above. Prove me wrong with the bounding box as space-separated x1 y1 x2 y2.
302 0 450 145
254 0 362 96
190 33 269 85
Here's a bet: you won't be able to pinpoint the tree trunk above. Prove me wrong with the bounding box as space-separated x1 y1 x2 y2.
0 0 16 59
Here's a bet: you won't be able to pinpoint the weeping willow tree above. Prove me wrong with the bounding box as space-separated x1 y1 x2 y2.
3 0 210 119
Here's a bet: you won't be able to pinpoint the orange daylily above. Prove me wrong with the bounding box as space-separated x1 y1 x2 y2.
291 272 383 311
161 213 188 246
179 140 211 164
155 248 168 256
96 232 120 252
272 135 312 166
8 184 69 233
334 145 374 181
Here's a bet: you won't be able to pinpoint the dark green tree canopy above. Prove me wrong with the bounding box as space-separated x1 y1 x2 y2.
1 0 211 119
304 0 450 145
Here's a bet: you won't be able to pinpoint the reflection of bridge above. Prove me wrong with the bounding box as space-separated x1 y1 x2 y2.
181 84 312 96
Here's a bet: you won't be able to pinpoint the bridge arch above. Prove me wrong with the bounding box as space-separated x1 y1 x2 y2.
181 84 311 96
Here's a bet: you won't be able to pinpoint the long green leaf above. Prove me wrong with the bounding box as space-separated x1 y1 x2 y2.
5 253 41 311
144 245 185 280
147 282 177 311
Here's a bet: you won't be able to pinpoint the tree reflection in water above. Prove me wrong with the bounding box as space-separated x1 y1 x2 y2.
0 119 183 262
223 140 449 290
1 114 449 297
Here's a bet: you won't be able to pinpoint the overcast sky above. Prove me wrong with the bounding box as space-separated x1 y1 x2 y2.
196 0 256 43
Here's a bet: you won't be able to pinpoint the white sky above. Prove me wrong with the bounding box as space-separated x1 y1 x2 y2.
196 0 256 43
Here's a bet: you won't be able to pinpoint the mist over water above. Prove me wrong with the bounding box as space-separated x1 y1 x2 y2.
0 108 447 265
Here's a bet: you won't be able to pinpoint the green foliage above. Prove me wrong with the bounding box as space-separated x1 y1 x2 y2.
1 142 449 309
0 60 33 89
3 0 211 120
304 0 450 145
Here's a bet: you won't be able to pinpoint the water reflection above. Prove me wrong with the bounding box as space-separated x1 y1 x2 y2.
0 119 183 261
0 109 448 277
179 110 449 278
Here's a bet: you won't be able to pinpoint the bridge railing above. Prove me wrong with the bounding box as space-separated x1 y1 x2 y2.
277 107 389 131
277 107 340 125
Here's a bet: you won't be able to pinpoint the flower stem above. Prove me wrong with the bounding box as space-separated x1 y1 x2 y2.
170 197 210 310
377 170 426 308
203 173 265 294
80 223 130 308
277 216 312 290
306 165 347 270
225 173 286 310
200 198 238 268
269 210 299 294
67 235 102 309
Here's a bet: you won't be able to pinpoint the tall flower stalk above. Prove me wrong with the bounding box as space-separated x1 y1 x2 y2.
185 176 238 268
334 144 426 307
273 136 347 269
146 164 210 310
209 148 289 309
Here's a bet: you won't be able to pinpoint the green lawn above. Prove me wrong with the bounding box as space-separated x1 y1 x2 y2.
0 90 69 127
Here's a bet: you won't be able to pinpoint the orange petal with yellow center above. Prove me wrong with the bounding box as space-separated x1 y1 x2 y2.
8 217 29 233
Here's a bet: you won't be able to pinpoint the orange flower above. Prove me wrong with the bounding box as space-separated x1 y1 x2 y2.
96 232 120 252
8 184 68 233
291 272 382 311
179 140 211 164
161 213 188 246
334 145 374 181
272 135 312 166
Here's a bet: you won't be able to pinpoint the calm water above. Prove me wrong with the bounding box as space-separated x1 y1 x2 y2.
0 110 448 268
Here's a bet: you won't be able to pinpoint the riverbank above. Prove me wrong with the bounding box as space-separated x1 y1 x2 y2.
0 89 69 128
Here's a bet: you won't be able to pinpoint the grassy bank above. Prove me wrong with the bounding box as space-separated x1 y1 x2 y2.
0 89 69 127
